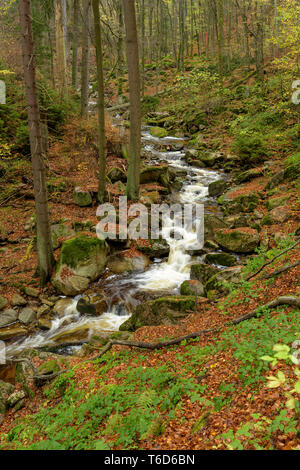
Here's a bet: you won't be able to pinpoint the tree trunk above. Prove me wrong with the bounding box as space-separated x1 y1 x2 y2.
18 0 54 285
122 0 141 201
92 0 107 203
72 0 80 88
81 0 91 117
55 0 67 94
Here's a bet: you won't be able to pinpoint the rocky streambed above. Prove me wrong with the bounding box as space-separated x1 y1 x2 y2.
0 124 267 361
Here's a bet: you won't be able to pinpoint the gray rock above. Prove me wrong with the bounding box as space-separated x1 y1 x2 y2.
24 287 39 298
0 309 18 327
7 390 26 408
11 294 27 307
19 308 36 325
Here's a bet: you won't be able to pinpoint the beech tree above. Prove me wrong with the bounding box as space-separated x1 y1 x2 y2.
122 0 141 201
18 0 54 285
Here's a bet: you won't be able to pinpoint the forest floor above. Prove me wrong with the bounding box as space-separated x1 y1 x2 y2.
0 59 299 450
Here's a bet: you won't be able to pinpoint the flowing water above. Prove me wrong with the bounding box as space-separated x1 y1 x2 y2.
5 129 223 359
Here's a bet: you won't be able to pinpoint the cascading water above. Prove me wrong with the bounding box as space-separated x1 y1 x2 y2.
5 128 223 358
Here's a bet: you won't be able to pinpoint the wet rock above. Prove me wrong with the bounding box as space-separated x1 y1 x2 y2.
73 187 92 207
0 296 8 311
215 228 260 253
81 294 107 315
107 167 127 183
11 294 27 307
204 253 236 267
52 235 109 296
37 304 51 319
180 280 205 297
0 309 18 327
76 298 96 316
198 151 224 168
191 264 219 284
136 238 170 259
53 298 74 317
120 296 197 331
51 324 91 345
108 252 150 274
19 308 36 325
0 325 28 341
24 287 39 298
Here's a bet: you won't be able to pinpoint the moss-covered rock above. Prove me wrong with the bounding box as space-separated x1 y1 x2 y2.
73 187 92 207
204 253 236 267
0 296 8 311
140 165 171 188
266 195 289 211
52 235 109 296
235 168 264 185
215 228 259 253
190 263 219 284
135 238 170 259
205 267 242 296
204 215 228 241
150 127 168 138
180 280 205 296
219 188 260 215
208 179 228 197
38 359 61 376
120 296 197 331
51 223 75 250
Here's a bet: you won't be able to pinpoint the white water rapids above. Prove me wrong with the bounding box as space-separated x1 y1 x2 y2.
5 130 222 358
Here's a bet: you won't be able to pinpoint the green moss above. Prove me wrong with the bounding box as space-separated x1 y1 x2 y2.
58 235 107 270
150 127 168 138
38 359 60 375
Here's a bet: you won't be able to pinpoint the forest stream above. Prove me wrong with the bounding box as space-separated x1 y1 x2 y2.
5 128 227 359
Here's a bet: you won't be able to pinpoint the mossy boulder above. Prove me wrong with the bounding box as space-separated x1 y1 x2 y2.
38 359 61 376
190 264 219 284
204 215 228 241
266 195 289 211
180 280 205 297
52 235 109 296
215 228 259 253
73 187 92 207
218 188 260 215
235 168 263 185
107 167 127 183
136 238 170 259
208 179 227 197
120 296 197 331
140 165 171 188
205 267 242 296
150 127 168 138
204 253 236 267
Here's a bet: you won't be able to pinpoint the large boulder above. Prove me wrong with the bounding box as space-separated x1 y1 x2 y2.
215 228 259 253
108 251 150 274
135 238 170 259
204 252 236 267
204 215 229 242
140 166 171 188
180 280 205 297
191 263 219 284
52 235 109 296
218 188 260 215
208 180 228 197
120 296 197 331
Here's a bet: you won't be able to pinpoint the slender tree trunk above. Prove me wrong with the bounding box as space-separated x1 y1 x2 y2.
81 0 91 117
72 0 80 88
92 0 107 203
19 0 54 285
55 0 67 94
122 0 141 201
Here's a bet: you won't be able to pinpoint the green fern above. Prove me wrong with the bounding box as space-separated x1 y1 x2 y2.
137 390 157 409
